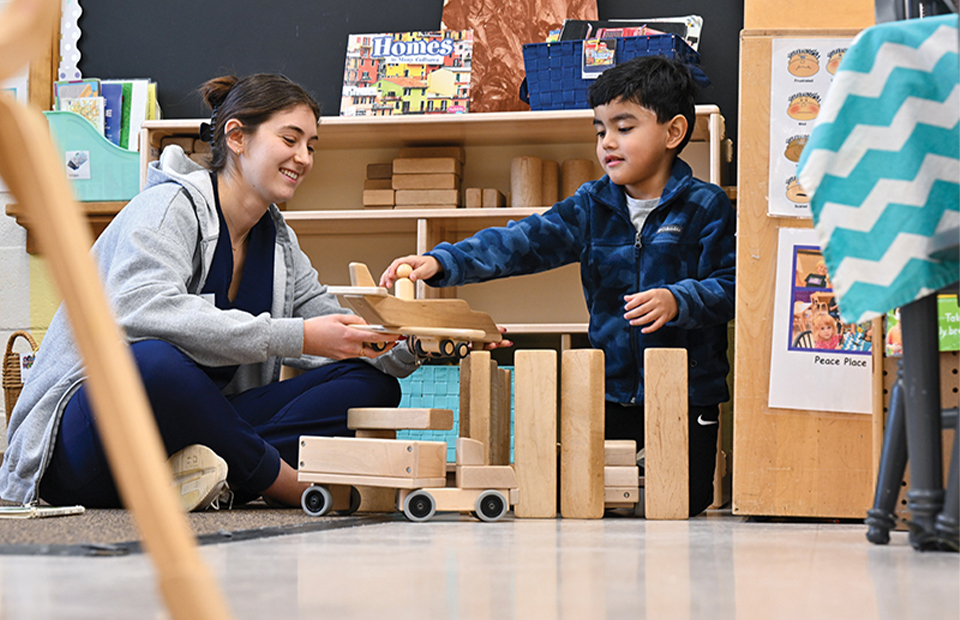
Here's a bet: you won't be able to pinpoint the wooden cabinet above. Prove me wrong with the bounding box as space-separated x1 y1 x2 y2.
140 107 728 341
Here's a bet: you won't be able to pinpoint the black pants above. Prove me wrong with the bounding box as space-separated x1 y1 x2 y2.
605 400 720 516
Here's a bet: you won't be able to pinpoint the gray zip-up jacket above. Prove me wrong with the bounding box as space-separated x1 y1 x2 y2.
1 146 418 505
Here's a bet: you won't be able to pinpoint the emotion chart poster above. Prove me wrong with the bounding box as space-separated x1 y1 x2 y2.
768 227 873 414
768 38 851 218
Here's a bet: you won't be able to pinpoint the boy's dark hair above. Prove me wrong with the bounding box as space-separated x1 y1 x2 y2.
587 55 698 154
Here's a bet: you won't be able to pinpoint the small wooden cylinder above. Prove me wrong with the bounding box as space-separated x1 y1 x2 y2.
560 348 605 519
561 159 594 199
511 156 543 208
541 159 559 206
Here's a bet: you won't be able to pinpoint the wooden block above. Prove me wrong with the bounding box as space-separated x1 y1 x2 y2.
456 465 518 489
363 189 394 207
399 145 465 162
511 156 543 208
351 426 404 511
644 348 689 520
604 487 641 505
560 349 605 519
348 262 377 287
561 159 595 199
393 157 462 176
392 173 461 190
364 178 393 190
299 471 447 490
489 366 512 466
298 436 446 479
459 351 492 460
348 408 454 431
400 486 502 512
541 159 559 205
394 189 460 206
456 437 485 466
514 350 558 519
605 440 638 466
160 136 195 152
366 162 393 179
465 187 483 208
604 465 640 487
482 188 506 208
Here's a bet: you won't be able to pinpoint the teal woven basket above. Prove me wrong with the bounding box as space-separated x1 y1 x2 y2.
397 365 514 462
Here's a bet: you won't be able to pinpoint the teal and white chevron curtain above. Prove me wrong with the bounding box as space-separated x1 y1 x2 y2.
798 14 960 324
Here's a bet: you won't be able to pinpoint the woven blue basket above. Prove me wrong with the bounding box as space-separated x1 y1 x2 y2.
521 34 705 111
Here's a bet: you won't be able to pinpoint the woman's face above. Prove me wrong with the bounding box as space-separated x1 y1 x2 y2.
236 104 318 206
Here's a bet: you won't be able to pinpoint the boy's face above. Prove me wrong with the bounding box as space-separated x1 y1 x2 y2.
593 97 684 200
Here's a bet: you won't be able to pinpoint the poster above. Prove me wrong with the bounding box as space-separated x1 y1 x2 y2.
768 227 873 414
768 38 851 218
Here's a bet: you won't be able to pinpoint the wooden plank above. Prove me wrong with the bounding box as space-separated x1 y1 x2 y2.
514 350 558 518
560 349 605 519
605 440 638 466
392 173 461 190
394 189 461 206
362 189 394 206
604 466 640 488
298 436 446 479
489 366 512 465
393 157 463 176
644 348 689 520
347 408 454 431
456 465 518 489
299 472 447 489
459 351 492 457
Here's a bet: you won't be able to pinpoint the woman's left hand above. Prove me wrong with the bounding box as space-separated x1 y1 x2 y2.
303 314 399 359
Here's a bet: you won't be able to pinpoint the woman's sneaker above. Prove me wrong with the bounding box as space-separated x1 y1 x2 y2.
167 444 232 512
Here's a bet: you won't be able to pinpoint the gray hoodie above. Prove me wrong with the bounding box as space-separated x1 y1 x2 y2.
1 146 418 505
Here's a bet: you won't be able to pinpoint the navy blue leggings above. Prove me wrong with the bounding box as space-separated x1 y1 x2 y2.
39 340 401 507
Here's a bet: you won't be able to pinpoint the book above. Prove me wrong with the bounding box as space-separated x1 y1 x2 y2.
340 30 473 116
101 82 123 146
54 78 100 108
0 505 85 519
59 96 105 134
559 16 703 51
101 79 152 151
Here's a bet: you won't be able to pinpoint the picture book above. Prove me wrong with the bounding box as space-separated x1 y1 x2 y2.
59 96 105 134
340 30 473 116
54 77 100 108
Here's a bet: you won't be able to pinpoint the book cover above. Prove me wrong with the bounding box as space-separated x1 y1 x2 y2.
340 30 473 116
101 82 123 146
101 79 150 150
59 96 105 134
54 77 100 108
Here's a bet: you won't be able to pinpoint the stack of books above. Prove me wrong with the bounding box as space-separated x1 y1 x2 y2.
53 77 160 151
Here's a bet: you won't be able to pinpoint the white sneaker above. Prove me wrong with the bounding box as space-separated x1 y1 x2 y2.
168 444 231 512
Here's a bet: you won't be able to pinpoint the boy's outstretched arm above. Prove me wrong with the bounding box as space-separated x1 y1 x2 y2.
380 255 442 288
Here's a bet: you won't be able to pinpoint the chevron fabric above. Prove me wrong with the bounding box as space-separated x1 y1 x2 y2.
798 15 960 324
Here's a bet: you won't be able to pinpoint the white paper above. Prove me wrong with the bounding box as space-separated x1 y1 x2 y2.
768 227 873 414
768 38 852 218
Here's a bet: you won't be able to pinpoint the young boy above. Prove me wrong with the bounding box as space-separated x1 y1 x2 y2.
381 55 736 516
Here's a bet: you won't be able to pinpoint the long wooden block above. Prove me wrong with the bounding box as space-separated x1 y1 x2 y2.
456 465 518 489
366 162 393 179
399 145 465 162
394 189 461 206
299 471 447 489
456 437 485 466
459 351 492 459
393 157 462 176
489 366 511 465
298 436 446 479
363 189 394 206
605 440 638 466
392 173 461 190
560 349 605 519
347 408 454 431
514 350 558 519
465 187 483 208
482 188 506 208
644 348 689 520
604 465 640 487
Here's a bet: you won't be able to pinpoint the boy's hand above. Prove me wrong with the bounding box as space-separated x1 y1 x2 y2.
380 255 442 288
624 288 678 334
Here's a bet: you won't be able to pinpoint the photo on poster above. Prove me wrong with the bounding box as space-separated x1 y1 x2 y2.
769 228 873 414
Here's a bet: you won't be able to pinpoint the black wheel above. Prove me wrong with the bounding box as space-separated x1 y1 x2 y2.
403 490 436 522
475 490 508 522
369 342 387 352
454 342 470 359
414 338 429 357
439 339 456 357
335 486 362 516
301 485 333 517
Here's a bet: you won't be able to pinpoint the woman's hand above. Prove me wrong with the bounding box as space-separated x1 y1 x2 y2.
380 255 442 289
303 314 399 359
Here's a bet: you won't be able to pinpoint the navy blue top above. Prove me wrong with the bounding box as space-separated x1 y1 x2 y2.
200 173 276 386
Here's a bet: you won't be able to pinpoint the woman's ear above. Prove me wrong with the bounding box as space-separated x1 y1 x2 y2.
224 118 245 156
666 114 688 150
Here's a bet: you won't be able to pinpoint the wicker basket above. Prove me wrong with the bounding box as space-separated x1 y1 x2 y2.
3 331 38 425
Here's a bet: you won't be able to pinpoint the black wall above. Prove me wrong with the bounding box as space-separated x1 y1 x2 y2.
78 0 742 166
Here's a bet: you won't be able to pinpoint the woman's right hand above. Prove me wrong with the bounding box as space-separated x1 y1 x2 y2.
302 314 399 360
379 255 442 289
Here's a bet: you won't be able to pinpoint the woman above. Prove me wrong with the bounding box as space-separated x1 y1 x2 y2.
0 74 420 510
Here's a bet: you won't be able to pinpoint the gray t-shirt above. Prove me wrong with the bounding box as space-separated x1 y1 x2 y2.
626 194 660 234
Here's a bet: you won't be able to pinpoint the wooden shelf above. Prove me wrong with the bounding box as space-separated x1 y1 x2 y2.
6 201 126 254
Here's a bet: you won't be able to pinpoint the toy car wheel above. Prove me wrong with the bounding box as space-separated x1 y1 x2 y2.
301 485 333 517
335 486 362 516
369 342 387 352
455 342 470 359
403 490 436 522
439 339 456 357
413 338 429 357
475 490 508 522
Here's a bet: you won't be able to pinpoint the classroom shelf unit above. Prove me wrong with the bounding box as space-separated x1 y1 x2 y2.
138 107 728 342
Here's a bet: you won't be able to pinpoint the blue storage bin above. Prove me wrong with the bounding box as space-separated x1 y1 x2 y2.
521 34 706 111
44 111 140 201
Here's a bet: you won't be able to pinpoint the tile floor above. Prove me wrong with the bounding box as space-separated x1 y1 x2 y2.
0 510 957 620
